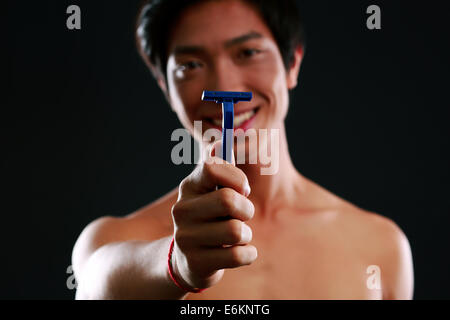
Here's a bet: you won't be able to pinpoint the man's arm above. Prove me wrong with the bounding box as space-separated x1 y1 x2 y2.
72 216 188 299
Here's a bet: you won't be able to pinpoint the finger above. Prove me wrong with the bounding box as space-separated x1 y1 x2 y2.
180 160 250 197
208 140 236 166
189 245 258 276
177 219 253 248
181 139 245 197
209 140 236 191
172 188 255 223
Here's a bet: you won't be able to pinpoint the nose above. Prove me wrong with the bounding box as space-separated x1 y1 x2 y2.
209 58 244 92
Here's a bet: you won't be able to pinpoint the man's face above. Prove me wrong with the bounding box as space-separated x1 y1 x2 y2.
165 0 301 141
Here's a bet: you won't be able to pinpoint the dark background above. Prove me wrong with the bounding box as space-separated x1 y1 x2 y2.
3 0 449 299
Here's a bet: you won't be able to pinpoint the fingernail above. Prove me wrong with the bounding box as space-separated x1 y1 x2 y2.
241 224 252 242
244 183 251 197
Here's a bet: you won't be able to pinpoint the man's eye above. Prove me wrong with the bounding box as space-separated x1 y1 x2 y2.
240 48 262 58
174 60 202 79
178 61 202 71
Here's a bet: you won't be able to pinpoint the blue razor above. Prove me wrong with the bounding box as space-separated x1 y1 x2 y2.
201 91 253 163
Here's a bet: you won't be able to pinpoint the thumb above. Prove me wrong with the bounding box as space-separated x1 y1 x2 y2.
208 140 236 166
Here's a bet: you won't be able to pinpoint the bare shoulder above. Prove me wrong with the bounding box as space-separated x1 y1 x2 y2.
72 188 178 277
337 204 410 255
303 177 412 267
305 176 414 299
306 178 410 248
335 204 414 299
336 204 406 245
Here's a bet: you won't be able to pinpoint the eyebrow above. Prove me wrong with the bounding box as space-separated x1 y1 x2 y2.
224 31 263 48
172 31 264 56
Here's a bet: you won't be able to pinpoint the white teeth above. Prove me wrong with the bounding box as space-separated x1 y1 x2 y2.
234 109 256 127
210 109 256 127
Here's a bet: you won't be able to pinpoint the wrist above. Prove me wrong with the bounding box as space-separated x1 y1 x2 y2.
167 237 205 293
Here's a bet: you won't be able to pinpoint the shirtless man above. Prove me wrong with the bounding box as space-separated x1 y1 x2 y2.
72 0 414 299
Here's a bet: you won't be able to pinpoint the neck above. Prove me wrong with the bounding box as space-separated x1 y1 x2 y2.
198 123 307 220
236 123 305 220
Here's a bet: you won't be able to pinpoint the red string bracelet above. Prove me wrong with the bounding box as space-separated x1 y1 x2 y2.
167 237 205 293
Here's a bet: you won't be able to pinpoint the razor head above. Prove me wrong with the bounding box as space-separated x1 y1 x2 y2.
201 91 252 103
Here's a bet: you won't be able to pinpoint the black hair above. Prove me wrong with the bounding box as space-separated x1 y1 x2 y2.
136 0 305 81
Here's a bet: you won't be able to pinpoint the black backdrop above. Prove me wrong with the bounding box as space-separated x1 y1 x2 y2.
3 0 449 299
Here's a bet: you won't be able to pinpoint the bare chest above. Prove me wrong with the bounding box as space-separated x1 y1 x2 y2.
187 220 383 300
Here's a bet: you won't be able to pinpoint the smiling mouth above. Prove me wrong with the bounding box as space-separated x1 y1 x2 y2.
206 107 260 128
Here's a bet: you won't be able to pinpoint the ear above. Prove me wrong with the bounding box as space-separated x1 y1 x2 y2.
156 76 168 96
146 61 173 107
155 74 174 109
286 45 304 90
